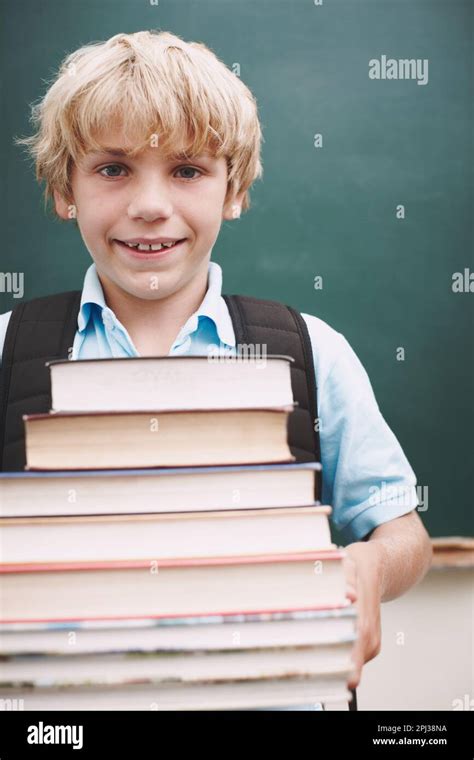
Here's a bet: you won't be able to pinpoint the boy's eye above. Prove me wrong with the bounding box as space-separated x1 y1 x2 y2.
175 166 203 180
99 164 126 178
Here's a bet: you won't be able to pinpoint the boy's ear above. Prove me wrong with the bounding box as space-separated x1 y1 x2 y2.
53 189 75 220
222 191 245 221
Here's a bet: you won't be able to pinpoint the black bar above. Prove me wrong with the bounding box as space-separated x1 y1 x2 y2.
0 710 472 757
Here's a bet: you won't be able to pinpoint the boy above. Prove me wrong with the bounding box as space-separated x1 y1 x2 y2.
0 30 432 701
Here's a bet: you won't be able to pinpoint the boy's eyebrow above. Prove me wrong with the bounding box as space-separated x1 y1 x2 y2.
86 148 134 158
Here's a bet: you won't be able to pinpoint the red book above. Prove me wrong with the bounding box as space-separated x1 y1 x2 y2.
0 550 347 624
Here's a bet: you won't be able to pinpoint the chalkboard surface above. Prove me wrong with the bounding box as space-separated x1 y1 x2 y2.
1 0 472 540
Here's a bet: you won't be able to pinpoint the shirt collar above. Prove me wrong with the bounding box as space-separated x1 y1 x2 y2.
77 260 236 347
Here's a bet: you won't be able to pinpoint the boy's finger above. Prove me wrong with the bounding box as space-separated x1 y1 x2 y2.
345 585 357 602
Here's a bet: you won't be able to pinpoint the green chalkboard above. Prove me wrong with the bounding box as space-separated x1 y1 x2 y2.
1 0 472 540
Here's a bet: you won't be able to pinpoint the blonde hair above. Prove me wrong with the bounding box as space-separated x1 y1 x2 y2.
14 30 263 216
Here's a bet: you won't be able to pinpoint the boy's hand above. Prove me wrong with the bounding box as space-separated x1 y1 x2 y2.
343 541 384 690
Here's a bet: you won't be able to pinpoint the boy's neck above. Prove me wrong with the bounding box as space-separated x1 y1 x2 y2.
96 262 210 356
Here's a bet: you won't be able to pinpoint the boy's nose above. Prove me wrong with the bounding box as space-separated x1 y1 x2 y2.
127 185 174 222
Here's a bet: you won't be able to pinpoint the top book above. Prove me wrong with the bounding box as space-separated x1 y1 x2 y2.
46 355 295 412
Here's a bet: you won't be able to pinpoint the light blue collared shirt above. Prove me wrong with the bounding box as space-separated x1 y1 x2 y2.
72 260 238 361
0 260 419 542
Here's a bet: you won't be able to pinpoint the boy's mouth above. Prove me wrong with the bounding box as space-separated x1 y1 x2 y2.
113 238 186 259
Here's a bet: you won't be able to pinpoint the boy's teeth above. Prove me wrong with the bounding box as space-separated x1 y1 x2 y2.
124 241 177 251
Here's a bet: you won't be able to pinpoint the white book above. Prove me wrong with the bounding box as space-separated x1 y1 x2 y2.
0 674 352 710
0 506 333 564
47 355 294 412
0 641 355 687
0 463 321 518
0 608 356 656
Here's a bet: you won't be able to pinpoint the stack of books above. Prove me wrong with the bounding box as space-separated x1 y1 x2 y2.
0 355 356 710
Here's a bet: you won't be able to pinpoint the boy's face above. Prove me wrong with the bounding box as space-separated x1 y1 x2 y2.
54 128 243 302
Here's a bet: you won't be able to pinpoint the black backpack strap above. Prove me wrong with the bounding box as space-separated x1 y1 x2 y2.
223 292 321 474
286 304 321 464
0 290 81 471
